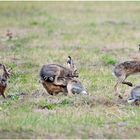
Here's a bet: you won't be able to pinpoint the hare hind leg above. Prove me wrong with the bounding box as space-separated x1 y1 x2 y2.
1 93 6 98
114 75 126 99
53 76 67 86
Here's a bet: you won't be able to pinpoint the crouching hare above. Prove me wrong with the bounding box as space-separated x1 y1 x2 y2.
41 77 87 96
66 78 87 96
0 64 12 98
127 85 140 104
113 61 140 99
39 56 87 96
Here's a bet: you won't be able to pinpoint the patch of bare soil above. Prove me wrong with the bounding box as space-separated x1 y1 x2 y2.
1 90 132 109
100 124 140 139
30 90 49 98
6 90 48 101
6 92 29 102
0 130 55 139
84 95 127 108
0 130 37 139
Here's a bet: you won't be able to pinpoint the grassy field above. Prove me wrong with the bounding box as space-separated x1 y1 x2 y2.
0 2 140 139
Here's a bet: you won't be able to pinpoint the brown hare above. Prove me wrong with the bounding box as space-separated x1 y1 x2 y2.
40 56 78 87
41 77 87 96
127 85 140 104
0 64 12 98
113 61 140 98
40 56 87 96
66 78 87 96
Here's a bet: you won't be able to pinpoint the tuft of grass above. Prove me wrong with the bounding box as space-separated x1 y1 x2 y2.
101 54 117 65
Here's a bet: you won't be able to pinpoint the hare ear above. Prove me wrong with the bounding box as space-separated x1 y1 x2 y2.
2 65 11 78
67 56 72 69
8 68 13 76
8 68 12 73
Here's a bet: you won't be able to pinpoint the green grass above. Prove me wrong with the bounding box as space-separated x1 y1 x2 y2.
0 1 140 139
101 54 117 65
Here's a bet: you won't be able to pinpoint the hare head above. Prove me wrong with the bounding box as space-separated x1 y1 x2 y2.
67 56 78 77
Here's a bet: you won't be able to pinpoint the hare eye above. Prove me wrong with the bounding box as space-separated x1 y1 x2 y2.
1 79 6 82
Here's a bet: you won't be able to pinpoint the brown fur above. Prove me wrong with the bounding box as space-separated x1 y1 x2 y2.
0 64 11 98
0 84 6 98
41 77 87 96
39 56 87 96
40 64 78 86
64 77 85 96
113 61 140 98
42 80 67 95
